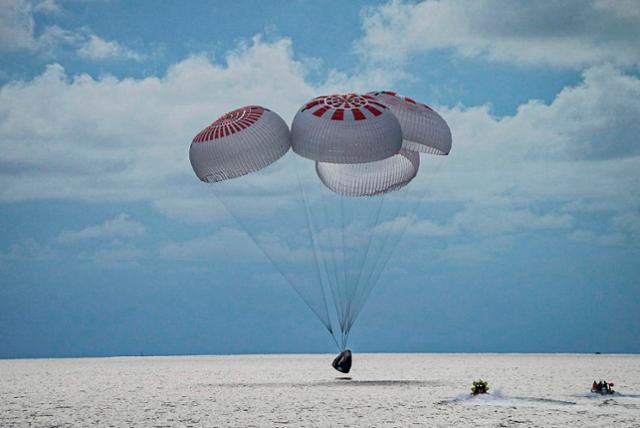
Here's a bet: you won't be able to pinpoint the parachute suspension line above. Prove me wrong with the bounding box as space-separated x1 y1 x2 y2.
348 155 447 327
345 156 444 331
356 187 425 316
313 186 348 349
319 190 347 332
353 192 389 331
341 329 349 351
296 172 333 320
347 188 409 331
339 194 350 340
345 186 414 332
296 171 341 348
296 173 331 314
342 192 387 337
211 188 334 337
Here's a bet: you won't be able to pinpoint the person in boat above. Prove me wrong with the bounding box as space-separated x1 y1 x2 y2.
597 380 603 391
592 380 598 391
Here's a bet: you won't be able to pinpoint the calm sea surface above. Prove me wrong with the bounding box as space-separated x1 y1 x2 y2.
1 353 639 427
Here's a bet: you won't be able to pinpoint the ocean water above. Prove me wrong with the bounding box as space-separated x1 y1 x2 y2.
1 353 638 427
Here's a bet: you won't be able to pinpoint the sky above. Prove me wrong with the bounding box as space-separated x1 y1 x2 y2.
0 0 639 358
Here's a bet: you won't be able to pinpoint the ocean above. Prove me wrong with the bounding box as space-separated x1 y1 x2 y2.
1 353 638 427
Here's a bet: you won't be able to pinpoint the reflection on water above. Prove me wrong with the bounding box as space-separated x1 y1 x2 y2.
315 379 440 387
199 379 438 388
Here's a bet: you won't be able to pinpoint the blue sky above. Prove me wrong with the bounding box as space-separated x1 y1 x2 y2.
1 0 639 358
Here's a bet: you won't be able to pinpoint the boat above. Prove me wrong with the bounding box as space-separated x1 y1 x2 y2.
591 382 615 395
471 379 489 395
591 388 615 395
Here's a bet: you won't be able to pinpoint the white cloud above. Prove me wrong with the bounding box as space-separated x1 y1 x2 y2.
95 246 144 263
568 230 625 246
611 213 640 238
0 0 143 60
77 244 145 268
37 28 145 61
158 227 256 260
0 0 37 51
421 65 640 208
76 34 143 61
357 0 640 69
378 204 573 240
158 227 313 264
452 205 573 237
436 235 514 264
565 212 640 247
376 215 457 237
57 213 145 244
560 199 617 213
32 0 59 13
0 238 58 264
37 24 81 49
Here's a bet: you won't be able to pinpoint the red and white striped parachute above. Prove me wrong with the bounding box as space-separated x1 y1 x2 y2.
189 106 290 183
291 93 402 164
367 91 452 155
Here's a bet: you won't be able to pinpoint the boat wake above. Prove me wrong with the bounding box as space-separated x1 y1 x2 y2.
321 379 439 387
513 396 576 406
617 393 640 398
439 391 575 406
575 391 622 398
438 390 507 405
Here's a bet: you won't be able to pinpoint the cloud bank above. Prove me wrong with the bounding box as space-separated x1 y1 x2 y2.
0 36 638 250
358 0 640 69
0 0 143 60
57 213 146 244
1 1 639 265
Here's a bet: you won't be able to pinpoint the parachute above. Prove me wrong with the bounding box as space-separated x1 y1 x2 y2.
316 149 419 197
367 91 452 155
189 105 290 182
291 94 402 163
189 93 452 360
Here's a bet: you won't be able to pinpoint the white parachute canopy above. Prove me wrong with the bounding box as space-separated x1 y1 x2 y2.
368 91 452 155
291 93 402 163
189 105 290 182
316 149 420 197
